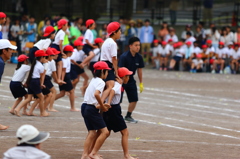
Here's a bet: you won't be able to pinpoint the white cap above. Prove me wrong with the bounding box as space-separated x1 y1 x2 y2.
0 39 17 50
227 42 233 45
16 125 50 145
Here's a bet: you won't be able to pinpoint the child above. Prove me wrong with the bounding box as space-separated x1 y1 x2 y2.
100 22 121 102
151 39 160 69
190 54 203 73
212 42 226 74
14 50 49 117
103 67 138 159
81 61 111 159
55 45 79 112
9 54 30 115
51 19 68 82
183 41 194 71
230 44 240 74
169 42 185 70
70 40 89 96
29 26 56 63
159 41 171 71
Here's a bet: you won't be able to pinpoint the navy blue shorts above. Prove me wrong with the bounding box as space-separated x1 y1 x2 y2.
83 44 93 56
9 81 27 98
122 78 138 103
75 61 84 74
70 64 78 80
103 104 127 132
51 44 62 62
59 73 73 92
173 56 182 62
104 61 115 82
29 47 39 64
89 61 97 75
44 75 53 89
28 78 42 95
81 103 106 131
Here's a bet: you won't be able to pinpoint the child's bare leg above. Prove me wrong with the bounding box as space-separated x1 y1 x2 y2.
9 97 23 114
48 87 58 112
89 130 103 155
101 80 114 102
80 73 89 96
72 78 79 89
89 127 109 159
36 93 49 117
0 124 9 130
121 128 137 159
81 130 97 159
44 93 52 111
220 60 224 70
55 90 65 100
28 99 39 116
164 57 168 68
57 61 63 80
169 59 176 69
69 89 79 111
14 95 33 117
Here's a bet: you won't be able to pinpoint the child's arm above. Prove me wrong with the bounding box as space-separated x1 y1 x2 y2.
59 40 64 54
71 59 81 67
94 90 110 112
112 56 119 78
61 68 66 81
40 72 46 88
107 89 115 105
85 39 97 48
80 52 95 68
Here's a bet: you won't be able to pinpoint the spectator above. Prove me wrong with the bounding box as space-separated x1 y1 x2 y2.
3 124 50 159
185 31 196 46
42 19 51 33
225 42 234 66
10 19 24 55
220 27 232 46
69 20 81 44
37 15 50 38
181 25 194 41
126 20 138 43
91 23 98 40
158 21 169 41
151 39 160 69
165 27 178 43
226 26 234 42
203 0 213 25
190 54 203 73
25 16 37 43
234 26 240 43
169 42 185 70
117 17 127 54
159 41 171 71
0 12 7 39
197 22 206 41
193 41 202 56
194 26 204 46
229 44 240 74
169 0 180 25
136 19 143 39
206 26 220 50
213 42 226 74
183 41 194 71
2 17 11 39
98 23 107 40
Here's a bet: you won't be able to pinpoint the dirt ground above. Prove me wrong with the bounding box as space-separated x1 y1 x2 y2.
0 63 240 159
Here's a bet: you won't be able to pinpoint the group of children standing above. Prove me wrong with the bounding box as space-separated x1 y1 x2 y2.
7 18 138 159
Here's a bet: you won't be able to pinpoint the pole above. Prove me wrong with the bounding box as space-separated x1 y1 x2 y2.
133 0 137 13
107 0 110 14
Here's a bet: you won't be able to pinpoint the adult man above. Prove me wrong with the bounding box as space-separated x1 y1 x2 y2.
139 19 154 65
0 12 7 39
0 39 17 130
119 37 144 123
3 124 51 159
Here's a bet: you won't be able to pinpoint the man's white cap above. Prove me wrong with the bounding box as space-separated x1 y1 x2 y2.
16 125 50 145
0 39 17 50
227 42 233 45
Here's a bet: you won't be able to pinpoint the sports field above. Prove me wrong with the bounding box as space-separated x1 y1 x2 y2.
1 63 240 159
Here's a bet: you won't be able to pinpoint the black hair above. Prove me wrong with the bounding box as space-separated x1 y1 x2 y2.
0 48 9 55
63 51 72 54
87 23 94 29
145 19 150 23
68 21 71 27
186 31 192 36
16 61 24 70
17 143 36 147
26 57 42 85
93 69 108 78
128 37 140 45
211 27 217 33
29 15 35 19
109 27 121 37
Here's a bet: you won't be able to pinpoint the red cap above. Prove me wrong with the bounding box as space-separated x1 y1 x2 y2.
153 39 159 43
43 26 55 37
35 50 48 57
118 67 133 78
206 40 212 44
63 45 74 52
202 45 207 48
186 41 192 45
0 12 6 18
178 42 183 46
173 43 179 48
50 48 60 55
57 19 68 29
94 38 104 44
196 54 202 58
17 54 29 62
86 19 95 28
46 48 55 56
209 59 215 64
168 39 173 43
77 36 84 42
107 22 120 36
219 41 224 45
162 41 167 45
74 40 84 46
93 61 111 71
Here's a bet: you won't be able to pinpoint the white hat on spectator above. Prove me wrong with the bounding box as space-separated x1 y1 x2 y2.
227 42 233 46
0 39 17 50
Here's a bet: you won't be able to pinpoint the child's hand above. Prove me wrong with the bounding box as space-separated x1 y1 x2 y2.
92 45 98 49
116 77 123 84
41 84 46 89
102 103 111 112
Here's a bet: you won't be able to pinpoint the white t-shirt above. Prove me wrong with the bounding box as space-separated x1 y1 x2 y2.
159 44 171 56
11 64 30 82
143 26 149 43
34 38 52 50
193 47 202 55
230 50 240 59
106 81 122 105
70 49 85 62
53 30 65 45
192 59 203 67
46 60 56 76
206 46 215 55
91 48 101 62
215 47 227 58
174 48 184 57
32 61 44 78
83 29 94 44
165 34 178 43
100 38 118 63
152 46 159 57
83 77 105 105
62 57 71 73
224 47 233 58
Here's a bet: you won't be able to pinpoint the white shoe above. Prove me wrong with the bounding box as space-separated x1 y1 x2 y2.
211 70 215 74
219 70 223 74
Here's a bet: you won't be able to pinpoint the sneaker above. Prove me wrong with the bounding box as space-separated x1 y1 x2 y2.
211 70 215 74
125 116 138 123
164 67 167 71
159 67 163 71
193 69 197 73
219 70 223 74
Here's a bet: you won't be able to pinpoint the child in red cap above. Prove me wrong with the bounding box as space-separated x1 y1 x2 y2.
212 42 225 74
159 41 171 71
0 12 6 39
100 21 121 103
55 45 79 112
190 54 203 73
81 61 111 159
9 55 30 115
103 67 138 159
151 39 160 69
